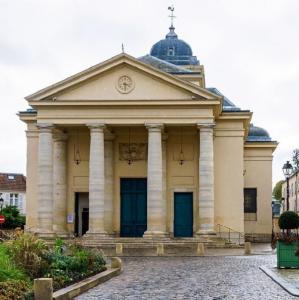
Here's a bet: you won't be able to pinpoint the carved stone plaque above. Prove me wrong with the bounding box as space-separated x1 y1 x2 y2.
119 143 147 161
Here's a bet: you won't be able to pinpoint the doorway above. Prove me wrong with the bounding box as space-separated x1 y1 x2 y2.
174 192 193 237
74 192 89 236
120 178 147 237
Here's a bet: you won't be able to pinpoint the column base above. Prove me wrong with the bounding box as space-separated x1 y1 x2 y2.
195 230 216 243
53 226 70 238
83 230 110 240
55 231 71 238
195 229 216 236
35 229 56 239
143 230 169 239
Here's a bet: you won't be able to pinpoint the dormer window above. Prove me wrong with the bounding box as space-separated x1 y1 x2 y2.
8 175 15 180
168 47 175 56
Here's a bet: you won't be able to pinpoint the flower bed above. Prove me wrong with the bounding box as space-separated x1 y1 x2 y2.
0 232 106 300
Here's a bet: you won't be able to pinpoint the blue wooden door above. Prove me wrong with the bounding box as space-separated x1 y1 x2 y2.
174 192 193 237
121 178 147 237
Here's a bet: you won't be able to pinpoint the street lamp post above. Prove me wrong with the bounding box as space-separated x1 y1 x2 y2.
0 195 3 214
282 161 293 211
0 195 3 231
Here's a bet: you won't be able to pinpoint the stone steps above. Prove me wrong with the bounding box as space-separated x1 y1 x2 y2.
43 236 243 256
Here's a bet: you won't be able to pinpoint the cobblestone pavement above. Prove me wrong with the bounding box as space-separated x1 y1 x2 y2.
76 255 297 300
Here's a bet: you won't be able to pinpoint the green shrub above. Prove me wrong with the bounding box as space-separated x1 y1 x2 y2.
5 232 48 278
1 206 25 229
279 211 299 230
0 279 31 300
44 241 106 290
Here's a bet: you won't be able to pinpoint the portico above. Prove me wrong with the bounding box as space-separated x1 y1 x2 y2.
33 118 216 238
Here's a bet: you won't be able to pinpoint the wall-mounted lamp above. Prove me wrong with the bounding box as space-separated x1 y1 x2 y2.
179 127 184 165
74 130 81 165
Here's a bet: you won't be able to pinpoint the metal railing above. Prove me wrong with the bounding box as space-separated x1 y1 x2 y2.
216 224 245 245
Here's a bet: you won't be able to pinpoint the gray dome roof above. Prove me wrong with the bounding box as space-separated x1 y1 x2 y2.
247 124 271 142
150 26 199 66
138 55 193 74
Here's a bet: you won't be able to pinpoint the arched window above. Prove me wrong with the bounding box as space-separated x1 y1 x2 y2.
168 47 175 56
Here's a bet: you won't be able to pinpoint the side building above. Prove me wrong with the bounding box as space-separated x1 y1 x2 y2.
0 173 26 215
281 170 299 212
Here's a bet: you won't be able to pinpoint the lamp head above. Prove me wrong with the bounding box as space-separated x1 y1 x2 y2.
283 160 293 177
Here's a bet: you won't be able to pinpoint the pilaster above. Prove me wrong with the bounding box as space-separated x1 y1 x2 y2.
104 130 115 235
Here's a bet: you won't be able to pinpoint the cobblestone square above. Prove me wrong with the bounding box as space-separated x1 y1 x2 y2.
76 255 297 300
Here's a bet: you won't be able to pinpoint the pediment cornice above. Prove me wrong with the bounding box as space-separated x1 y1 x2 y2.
25 53 222 103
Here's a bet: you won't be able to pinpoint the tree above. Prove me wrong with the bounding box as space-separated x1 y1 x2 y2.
279 211 299 230
293 148 299 171
1 206 25 229
273 180 284 201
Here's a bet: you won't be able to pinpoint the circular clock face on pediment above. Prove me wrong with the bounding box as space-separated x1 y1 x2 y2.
116 75 135 94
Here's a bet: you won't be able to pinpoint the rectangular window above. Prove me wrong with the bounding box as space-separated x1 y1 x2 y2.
14 194 19 207
244 188 257 221
292 184 294 197
9 193 14 206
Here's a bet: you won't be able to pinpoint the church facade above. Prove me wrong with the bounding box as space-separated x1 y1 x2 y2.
19 24 277 242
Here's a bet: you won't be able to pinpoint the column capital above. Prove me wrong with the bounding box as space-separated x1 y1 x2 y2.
145 123 164 132
53 132 68 142
162 133 168 141
196 122 215 130
104 129 115 141
37 123 54 132
87 123 106 132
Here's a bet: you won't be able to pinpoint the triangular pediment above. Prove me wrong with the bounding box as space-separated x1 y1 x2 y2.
26 53 221 103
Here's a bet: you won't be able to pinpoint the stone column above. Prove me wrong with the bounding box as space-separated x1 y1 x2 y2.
53 132 68 236
37 124 54 236
162 134 168 233
104 130 115 235
197 123 215 235
86 124 106 236
144 124 167 238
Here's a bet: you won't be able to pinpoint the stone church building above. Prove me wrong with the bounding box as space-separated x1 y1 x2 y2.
19 23 277 242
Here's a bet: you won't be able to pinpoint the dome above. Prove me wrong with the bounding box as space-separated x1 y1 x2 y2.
247 124 271 142
150 26 199 66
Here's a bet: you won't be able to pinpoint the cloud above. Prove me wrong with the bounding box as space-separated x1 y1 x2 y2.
0 0 298 186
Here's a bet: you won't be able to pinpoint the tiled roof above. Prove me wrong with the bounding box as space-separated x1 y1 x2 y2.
0 173 26 192
206 87 241 112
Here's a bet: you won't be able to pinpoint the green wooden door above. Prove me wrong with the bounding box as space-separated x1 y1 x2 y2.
174 192 193 237
121 178 147 237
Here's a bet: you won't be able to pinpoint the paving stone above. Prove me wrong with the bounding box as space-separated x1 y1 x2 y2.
76 255 297 300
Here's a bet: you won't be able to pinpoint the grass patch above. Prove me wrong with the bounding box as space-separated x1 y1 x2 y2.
0 243 28 282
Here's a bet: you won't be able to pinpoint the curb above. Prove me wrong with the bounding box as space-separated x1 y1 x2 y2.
53 267 121 300
260 265 299 297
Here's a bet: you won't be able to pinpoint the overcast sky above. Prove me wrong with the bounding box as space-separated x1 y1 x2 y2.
1 0 298 185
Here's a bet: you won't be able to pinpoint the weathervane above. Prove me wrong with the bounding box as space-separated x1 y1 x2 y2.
168 5 176 27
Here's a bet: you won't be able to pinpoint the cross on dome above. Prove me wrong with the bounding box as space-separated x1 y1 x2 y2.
168 5 176 28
